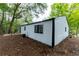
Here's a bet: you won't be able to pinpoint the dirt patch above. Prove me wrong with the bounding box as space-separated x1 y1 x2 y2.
0 34 79 56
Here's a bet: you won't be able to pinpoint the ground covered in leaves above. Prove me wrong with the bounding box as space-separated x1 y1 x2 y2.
0 34 79 56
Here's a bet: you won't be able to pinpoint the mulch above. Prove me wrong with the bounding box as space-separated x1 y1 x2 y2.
0 34 79 56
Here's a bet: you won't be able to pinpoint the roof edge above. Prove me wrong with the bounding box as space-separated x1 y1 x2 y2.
21 18 55 26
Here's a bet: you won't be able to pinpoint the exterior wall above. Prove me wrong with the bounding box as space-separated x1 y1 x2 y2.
21 26 26 34
21 16 69 47
55 16 69 45
21 20 53 46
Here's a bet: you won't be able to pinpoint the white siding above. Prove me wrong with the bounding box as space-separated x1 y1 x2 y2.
21 26 26 34
21 16 69 46
55 16 69 45
21 20 53 46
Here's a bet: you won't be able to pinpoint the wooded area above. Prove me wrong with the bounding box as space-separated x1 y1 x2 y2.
0 3 47 34
0 3 79 37
50 3 79 37
0 3 79 56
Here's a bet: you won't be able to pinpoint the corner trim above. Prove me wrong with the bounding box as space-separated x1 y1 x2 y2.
52 19 55 47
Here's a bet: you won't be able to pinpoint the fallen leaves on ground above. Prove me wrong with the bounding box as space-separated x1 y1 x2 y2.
0 34 78 56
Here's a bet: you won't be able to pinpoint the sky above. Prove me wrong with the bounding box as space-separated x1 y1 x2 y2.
32 3 53 22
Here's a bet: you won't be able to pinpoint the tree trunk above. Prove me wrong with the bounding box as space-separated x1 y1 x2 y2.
1 11 4 25
0 11 5 34
67 14 72 35
8 3 21 33
76 23 79 37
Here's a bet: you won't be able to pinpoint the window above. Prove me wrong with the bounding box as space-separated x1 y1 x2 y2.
65 27 67 32
24 26 26 31
34 25 43 34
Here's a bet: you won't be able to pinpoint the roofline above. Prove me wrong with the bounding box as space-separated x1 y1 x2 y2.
21 18 55 26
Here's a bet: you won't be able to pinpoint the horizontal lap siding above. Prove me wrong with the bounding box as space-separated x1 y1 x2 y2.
55 16 69 45
25 20 53 46
21 16 69 47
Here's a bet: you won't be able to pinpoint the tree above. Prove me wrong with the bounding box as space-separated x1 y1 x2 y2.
0 3 9 34
0 3 47 34
8 3 21 33
68 3 79 36
50 3 69 17
8 3 47 33
50 3 79 37
49 3 71 34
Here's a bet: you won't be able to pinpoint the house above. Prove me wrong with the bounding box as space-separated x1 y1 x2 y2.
20 16 69 47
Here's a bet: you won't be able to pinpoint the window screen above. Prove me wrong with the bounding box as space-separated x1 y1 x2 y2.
34 25 43 34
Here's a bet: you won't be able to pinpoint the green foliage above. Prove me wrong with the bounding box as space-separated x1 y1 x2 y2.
50 3 69 17
0 3 47 34
0 3 9 11
50 3 79 36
